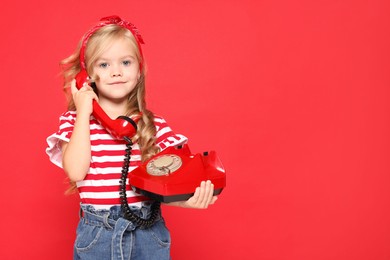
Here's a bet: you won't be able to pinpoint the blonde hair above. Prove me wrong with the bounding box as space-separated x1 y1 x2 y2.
61 25 159 192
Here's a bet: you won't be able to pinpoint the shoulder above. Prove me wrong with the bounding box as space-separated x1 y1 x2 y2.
153 114 167 124
59 110 77 120
152 114 170 127
57 110 77 126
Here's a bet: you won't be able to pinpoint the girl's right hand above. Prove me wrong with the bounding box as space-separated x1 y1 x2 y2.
62 79 98 182
70 79 99 116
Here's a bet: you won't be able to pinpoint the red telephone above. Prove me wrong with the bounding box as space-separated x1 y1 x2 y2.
75 70 141 139
130 144 226 203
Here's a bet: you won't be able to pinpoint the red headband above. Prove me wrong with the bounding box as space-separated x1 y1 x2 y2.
79 15 145 70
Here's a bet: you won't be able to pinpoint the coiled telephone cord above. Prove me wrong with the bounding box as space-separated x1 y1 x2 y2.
119 137 161 228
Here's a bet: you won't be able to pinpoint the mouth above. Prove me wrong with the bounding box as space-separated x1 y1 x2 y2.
108 81 127 85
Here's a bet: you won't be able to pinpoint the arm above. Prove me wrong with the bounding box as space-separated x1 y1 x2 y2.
164 180 218 209
62 80 98 182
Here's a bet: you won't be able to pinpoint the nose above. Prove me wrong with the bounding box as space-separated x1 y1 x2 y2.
110 65 122 77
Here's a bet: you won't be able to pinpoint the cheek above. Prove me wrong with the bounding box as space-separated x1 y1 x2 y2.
129 69 140 80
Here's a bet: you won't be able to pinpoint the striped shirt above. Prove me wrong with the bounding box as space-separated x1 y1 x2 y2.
46 111 187 210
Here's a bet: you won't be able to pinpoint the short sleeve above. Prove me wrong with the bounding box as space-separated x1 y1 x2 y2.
154 116 188 150
45 111 77 168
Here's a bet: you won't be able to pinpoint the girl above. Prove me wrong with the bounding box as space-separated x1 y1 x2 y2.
46 16 217 260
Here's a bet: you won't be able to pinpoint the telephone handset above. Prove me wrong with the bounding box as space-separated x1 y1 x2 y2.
75 69 140 140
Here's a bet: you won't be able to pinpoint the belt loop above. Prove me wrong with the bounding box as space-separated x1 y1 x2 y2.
102 213 113 229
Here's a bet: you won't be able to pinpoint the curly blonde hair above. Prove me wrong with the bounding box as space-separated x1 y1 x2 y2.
61 24 159 192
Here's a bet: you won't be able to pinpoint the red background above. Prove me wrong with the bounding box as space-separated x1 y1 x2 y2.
1 0 390 259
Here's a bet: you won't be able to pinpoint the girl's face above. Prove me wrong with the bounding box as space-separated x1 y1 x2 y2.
92 37 140 103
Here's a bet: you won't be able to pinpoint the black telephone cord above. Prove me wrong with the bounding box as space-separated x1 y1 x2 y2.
119 137 161 228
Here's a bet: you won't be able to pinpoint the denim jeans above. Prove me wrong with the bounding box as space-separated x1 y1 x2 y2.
74 204 171 260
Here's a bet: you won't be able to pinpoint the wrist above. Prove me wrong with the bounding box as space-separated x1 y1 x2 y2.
76 110 92 120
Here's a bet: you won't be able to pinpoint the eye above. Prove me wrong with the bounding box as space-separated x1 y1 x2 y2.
98 62 109 68
122 60 131 66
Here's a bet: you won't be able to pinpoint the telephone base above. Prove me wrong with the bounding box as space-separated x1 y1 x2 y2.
129 144 226 203
133 187 224 203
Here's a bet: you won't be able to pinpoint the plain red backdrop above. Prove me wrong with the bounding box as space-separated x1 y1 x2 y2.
1 0 390 259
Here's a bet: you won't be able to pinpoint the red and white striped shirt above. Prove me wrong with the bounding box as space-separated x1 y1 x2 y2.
46 111 187 209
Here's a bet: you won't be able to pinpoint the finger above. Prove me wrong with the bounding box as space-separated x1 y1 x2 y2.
197 181 208 208
188 187 201 206
210 196 218 205
72 80 91 94
93 94 99 102
82 82 93 90
78 83 93 92
89 90 99 102
205 181 214 207
202 180 213 208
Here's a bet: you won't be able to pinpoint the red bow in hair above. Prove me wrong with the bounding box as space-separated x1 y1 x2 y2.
79 15 145 69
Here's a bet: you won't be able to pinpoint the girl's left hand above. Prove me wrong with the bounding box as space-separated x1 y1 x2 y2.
166 180 218 209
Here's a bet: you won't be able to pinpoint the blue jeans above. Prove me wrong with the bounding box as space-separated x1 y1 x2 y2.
74 204 171 260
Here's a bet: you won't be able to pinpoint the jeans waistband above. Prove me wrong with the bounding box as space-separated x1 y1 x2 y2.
80 204 160 230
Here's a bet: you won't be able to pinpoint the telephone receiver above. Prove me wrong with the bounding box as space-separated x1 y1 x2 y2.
75 70 140 140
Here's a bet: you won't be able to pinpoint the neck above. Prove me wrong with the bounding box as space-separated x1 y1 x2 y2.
98 98 129 119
